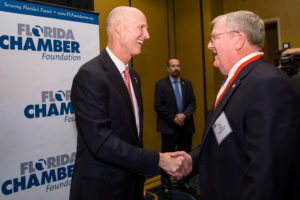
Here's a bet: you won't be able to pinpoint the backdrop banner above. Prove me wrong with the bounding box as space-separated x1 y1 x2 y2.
0 0 99 199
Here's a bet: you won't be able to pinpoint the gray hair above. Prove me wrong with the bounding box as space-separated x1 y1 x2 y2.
211 11 265 50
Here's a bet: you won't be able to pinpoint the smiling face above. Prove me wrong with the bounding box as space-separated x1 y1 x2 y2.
119 11 150 58
106 7 150 64
207 17 238 75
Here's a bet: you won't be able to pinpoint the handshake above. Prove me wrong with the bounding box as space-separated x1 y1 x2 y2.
159 151 192 180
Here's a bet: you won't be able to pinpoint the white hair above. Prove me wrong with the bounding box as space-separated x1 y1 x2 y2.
211 11 265 50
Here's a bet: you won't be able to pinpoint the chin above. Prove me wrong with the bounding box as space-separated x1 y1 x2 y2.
172 74 179 78
134 48 142 55
213 60 219 66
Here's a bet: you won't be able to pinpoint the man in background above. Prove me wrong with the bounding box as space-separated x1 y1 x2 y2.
154 58 197 199
70 6 190 200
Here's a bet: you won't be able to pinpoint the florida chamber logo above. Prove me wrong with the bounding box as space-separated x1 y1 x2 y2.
24 90 75 122
1 152 76 195
0 23 81 61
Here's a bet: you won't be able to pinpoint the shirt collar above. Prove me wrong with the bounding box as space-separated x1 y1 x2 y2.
106 46 128 74
169 76 181 83
226 51 264 84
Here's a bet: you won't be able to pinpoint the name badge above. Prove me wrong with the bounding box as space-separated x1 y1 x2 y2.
212 111 232 145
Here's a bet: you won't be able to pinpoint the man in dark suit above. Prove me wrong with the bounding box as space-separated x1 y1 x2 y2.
69 6 189 200
154 58 196 199
174 11 300 200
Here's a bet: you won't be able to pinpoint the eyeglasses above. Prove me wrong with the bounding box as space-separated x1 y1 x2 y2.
210 30 239 44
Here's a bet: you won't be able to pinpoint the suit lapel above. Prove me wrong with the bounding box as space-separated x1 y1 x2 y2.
129 67 142 144
201 80 241 143
166 77 178 110
180 79 186 107
100 50 136 121
201 58 264 146
129 68 142 112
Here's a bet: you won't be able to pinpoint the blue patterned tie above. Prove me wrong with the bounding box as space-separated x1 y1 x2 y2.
174 80 183 113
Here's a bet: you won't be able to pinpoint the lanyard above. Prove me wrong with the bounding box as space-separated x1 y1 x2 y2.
214 54 263 110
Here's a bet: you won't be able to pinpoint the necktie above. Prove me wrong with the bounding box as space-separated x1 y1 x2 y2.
222 76 228 86
174 80 183 113
123 67 135 115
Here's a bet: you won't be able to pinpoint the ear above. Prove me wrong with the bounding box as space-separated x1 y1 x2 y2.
114 19 122 35
235 32 245 50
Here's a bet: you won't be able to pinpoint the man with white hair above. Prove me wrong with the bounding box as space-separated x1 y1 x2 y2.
175 10 300 200
69 6 190 200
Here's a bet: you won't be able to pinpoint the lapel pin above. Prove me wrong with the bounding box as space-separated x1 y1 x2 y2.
232 84 236 88
134 77 138 84
182 81 184 85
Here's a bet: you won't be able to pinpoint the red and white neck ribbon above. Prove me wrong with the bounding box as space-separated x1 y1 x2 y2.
214 52 263 110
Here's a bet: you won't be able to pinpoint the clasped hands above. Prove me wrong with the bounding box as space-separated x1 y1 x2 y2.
173 114 186 126
159 151 192 180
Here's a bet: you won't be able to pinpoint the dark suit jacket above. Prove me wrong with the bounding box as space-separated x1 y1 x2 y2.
154 77 196 134
69 49 159 200
291 73 300 101
190 58 300 200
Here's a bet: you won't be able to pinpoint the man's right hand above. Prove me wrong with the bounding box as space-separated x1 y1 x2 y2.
158 152 192 180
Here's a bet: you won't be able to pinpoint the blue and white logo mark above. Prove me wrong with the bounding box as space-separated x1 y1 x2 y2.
0 23 81 61
1 153 76 195
32 25 43 37
24 90 75 122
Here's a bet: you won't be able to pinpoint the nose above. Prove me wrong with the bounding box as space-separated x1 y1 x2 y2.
208 40 214 50
144 29 150 40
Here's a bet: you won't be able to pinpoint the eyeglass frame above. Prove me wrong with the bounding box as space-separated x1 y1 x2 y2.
209 30 240 44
